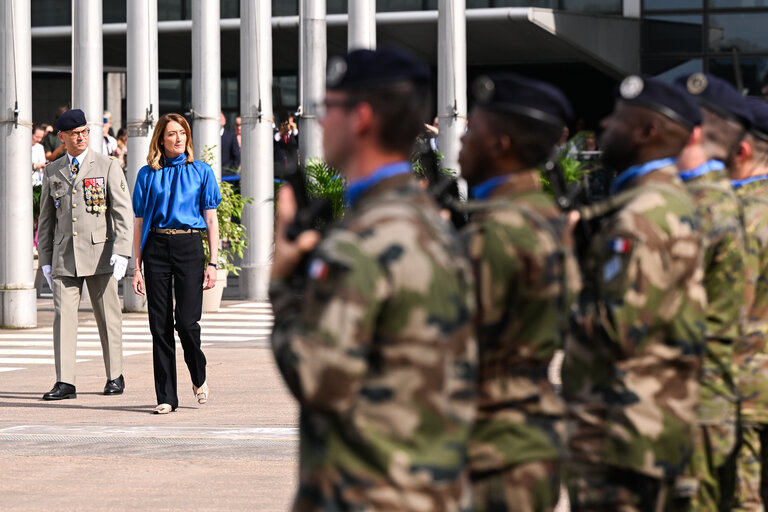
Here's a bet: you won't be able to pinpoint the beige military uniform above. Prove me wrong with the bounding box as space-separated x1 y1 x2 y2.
37 149 133 384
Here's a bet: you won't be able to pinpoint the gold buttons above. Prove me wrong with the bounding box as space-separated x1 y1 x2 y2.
73 232 78 237
73 189 77 194
72 217 77 222
72 204 77 208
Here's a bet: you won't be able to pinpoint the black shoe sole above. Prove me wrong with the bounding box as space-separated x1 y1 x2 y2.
103 389 124 395
42 393 77 400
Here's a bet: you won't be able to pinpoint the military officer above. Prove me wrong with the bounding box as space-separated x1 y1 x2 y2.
562 76 707 511
457 73 581 511
672 72 754 511
728 97 768 511
37 109 133 400
269 48 477 511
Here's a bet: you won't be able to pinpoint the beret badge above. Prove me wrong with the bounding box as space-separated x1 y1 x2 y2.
686 72 709 95
620 75 644 100
473 75 495 105
326 56 348 88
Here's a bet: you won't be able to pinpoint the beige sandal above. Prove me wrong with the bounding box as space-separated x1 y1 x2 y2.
193 382 208 404
153 403 174 414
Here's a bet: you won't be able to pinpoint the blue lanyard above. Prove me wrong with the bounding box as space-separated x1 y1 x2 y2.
470 175 512 200
731 174 768 190
611 158 676 194
345 161 412 208
679 160 725 183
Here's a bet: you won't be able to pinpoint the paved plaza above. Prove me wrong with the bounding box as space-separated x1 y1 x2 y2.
0 298 298 511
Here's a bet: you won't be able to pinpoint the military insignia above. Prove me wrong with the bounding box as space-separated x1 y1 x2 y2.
687 72 708 95
610 237 632 254
603 255 622 282
620 76 644 100
308 259 329 280
472 75 495 105
121 180 126 191
326 56 347 88
83 178 106 214
53 199 61 209
54 182 62 191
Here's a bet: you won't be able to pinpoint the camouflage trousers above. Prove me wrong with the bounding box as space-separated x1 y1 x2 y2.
733 424 767 512
566 460 670 512
471 460 560 512
673 422 737 511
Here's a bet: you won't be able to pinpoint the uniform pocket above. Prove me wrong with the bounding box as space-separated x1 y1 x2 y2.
91 232 106 244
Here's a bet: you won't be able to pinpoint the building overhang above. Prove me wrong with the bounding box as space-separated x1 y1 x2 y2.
31 7 639 78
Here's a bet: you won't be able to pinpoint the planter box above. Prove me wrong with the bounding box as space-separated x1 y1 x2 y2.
202 268 228 312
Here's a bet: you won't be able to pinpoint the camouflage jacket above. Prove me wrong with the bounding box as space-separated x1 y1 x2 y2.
270 173 478 511
563 164 707 480
683 168 747 425
734 177 768 423
460 169 581 474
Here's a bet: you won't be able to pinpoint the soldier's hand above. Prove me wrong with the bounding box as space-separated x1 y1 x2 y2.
272 185 321 280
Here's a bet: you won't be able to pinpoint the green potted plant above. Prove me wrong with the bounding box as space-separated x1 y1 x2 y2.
199 145 253 311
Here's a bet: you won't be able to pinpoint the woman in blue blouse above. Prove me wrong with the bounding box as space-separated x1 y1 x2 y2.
131 113 222 414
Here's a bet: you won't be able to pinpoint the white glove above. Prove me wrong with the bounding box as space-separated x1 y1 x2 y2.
42 264 53 290
110 254 128 281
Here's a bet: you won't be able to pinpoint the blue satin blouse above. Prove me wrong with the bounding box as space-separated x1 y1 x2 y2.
133 153 222 249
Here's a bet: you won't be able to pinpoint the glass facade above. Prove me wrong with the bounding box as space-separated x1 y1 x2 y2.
642 1 768 93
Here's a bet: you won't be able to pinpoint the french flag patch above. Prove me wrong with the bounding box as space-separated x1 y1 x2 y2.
610 237 631 254
308 259 329 280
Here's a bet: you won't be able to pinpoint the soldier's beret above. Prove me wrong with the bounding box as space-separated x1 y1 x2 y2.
326 48 430 90
673 73 752 128
471 73 573 127
55 109 87 132
746 97 768 141
617 75 701 130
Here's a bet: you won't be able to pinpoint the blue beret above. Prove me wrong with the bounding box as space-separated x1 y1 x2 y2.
471 73 572 127
55 109 87 132
326 48 430 90
746 97 768 141
616 75 701 130
674 73 753 128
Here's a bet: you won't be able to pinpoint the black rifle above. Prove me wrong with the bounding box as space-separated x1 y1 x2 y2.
416 147 468 229
282 162 334 242
281 163 334 289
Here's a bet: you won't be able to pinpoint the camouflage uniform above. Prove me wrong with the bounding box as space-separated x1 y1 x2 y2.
461 170 581 512
675 165 748 511
733 177 768 512
270 172 478 511
563 163 707 510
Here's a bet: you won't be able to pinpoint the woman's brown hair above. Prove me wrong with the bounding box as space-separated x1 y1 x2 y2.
147 113 195 170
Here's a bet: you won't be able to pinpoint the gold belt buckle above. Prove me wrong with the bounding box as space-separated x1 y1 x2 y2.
168 228 177 234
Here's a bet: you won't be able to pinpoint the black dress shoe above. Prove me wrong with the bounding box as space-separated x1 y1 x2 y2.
42 382 76 400
103 374 125 395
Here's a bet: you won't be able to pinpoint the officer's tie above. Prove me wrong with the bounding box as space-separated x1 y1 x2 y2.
71 157 79 180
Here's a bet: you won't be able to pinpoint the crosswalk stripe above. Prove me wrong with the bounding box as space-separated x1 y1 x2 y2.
0 302 274 374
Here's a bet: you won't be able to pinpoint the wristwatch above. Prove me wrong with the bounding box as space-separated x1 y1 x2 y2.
208 262 218 269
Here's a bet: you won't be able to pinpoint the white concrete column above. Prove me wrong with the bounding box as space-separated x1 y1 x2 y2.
0 0 36 327
437 0 466 181
348 0 376 50
106 72 125 132
623 0 641 18
299 0 326 164
72 0 104 154
124 0 158 313
192 0 221 179
239 0 273 300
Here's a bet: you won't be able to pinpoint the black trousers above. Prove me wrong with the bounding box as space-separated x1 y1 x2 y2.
143 232 207 408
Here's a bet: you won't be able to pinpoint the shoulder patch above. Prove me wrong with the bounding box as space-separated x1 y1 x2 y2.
610 237 632 254
308 259 329 281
